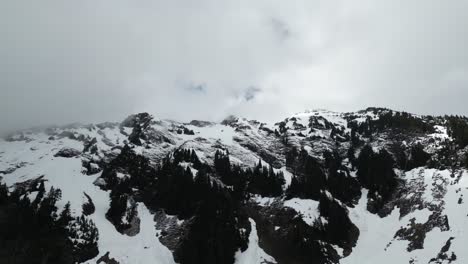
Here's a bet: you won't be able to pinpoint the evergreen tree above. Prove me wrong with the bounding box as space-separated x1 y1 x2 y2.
58 202 73 228
464 152 468 169
0 186 99 263
285 147 327 199
0 183 8 205
214 150 232 185
176 182 245 264
446 116 468 147
356 145 398 213
248 160 284 197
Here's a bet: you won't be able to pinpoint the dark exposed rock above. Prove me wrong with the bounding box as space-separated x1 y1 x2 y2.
121 113 177 146
57 131 78 140
183 127 195 135
245 200 342 264
189 120 214 127
121 112 154 128
54 147 81 158
154 210 190 252
221 115 239 126
0 162 29 175
236 139 284 168
122 212 141 237
393 212 450 252
4 133 32 142
12 175 45 194
96 122 119 130
82 159 102 175
428 237 457 264
318 191 360 254
82 192 96 216
97 252 120 264
106 194 141 237
83 137 98 153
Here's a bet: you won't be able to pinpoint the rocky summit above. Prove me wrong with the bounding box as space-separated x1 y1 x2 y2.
0 107 467 264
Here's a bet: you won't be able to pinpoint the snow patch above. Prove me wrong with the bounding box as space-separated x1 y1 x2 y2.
235 218 276 264
283 198 320 226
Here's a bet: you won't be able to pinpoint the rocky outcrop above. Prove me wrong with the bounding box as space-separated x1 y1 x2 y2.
82 192 96 216
97 252 120 264
54 147 81 158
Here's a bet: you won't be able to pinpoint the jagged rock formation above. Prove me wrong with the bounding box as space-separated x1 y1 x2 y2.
0 107 468 264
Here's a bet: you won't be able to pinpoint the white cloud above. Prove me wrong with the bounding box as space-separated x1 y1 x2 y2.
1 0 467 131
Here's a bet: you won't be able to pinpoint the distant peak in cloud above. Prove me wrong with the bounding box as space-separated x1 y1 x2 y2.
185 83 207 94
243 87 262 102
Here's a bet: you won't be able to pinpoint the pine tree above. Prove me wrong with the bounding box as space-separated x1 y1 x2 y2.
0 183 8 205
214 150 232 185
58 202 73 228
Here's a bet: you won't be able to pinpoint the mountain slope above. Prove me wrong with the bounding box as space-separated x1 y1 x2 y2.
0 108 467 264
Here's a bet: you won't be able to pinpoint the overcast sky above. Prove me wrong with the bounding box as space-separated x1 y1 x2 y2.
1 0 468 132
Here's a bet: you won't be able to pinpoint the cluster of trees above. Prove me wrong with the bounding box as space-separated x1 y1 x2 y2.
106 180 139 233
214 150 285 198
175 179 249 264
286 147 327 200
125 113 153 145
356 145 398 213
100 146 251 264
101 140 430 263
248 160 285 197
286 147 361 206
154 160 204 218
406 144 431 169
465 152 468 169
102 146 202 222
318 191 359 251
172 148 203 169
155 156 250 264
446 116 468 148
349 111 434 137
214 150 248 200
427 141 460 170
390 143 431 171
0 183 99 264
323 150 361 206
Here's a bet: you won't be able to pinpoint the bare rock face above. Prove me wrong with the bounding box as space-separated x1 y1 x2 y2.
12 175 45 194
122 210 141 237
0 162 29 175
97 252 120 264
82 192 96 216
106 194 141 237
54 147 81 158
154 210 190 252
188 120 214 127
221 115 239 126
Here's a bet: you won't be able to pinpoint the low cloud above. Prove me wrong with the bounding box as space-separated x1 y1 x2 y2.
1 0 468 132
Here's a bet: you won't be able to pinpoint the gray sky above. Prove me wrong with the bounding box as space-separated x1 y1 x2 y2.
1 0 468 132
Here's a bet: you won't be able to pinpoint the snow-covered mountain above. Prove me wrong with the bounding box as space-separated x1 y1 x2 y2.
1 108 467 264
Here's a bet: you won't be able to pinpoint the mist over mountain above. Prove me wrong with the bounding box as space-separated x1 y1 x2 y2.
2 1 468 134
